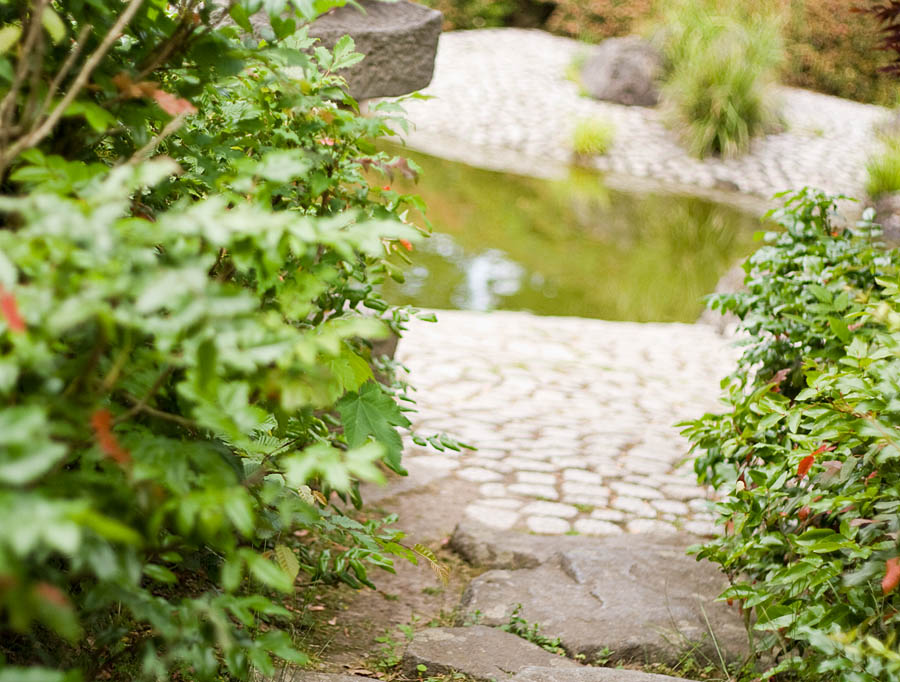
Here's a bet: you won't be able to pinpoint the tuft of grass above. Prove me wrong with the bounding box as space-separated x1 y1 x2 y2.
866 136 900 199
572 117 616 157
651 0 784 158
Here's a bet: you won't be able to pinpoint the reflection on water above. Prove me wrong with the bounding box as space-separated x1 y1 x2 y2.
380 148 764 322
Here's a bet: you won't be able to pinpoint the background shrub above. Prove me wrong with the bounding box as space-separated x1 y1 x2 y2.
0 2 445 680
683 189 900 681
423 0 896 106
651 0 784 158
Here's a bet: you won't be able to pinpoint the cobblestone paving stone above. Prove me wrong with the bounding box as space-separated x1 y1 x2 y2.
396 310 739 535
388 28 890 199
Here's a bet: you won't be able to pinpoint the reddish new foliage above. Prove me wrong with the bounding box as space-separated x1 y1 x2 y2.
112 72 197 116
0 286 25 333
860 1 900 73
883 557 900 594
398 239 413 252
34 582 71 608
797 455 816 478
90 409 131 466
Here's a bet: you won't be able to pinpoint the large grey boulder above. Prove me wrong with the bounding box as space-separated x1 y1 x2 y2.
309 0 442 100
513 667 689 682
457 533 747 667
402 626 582 680
580 37 662 107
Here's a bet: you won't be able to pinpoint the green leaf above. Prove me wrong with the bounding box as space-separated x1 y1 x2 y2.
0 24 21 54
243 550 294 593
338 381 410 474
144 564 178 584
41 8 66 44
274 544 300 582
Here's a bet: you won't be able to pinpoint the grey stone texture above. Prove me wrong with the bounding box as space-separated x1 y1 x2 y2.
402 625 582 680
513 667 689 682
309 0 441 100
581 37 662 107
285 674 372 682
874 192 900 245
458 533 747 667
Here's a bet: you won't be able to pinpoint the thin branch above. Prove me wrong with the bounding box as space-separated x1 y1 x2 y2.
121 390 196 429
0 0 145 173
35 23 93 125
135 0 204 82
0 0 50 133
114 366 173 425
128 113 188 163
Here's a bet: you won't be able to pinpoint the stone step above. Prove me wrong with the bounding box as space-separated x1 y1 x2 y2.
402 625 582 680
513 666 688 682
452 522 747 667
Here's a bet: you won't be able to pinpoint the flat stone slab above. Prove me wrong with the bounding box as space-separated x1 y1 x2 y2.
458 533 747 667
451 520 587 569
402 625 582 680
513 666 687 682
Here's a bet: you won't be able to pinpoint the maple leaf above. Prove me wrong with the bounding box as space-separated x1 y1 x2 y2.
337 382 410 475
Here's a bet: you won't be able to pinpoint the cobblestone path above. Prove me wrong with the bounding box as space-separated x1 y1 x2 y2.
397 310 738 536
392 28 889 200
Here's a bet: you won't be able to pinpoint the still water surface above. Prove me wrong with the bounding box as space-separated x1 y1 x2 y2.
381 149 763 322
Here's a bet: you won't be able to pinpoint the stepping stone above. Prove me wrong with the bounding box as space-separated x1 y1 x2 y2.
512 666 687 682
450 520 586 569
402 625 582 680
455 528 747 667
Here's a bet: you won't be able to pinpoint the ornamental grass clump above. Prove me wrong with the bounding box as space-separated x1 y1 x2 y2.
651 0 784 158
683 188 900 681
0 2 452 680
867 135 900 199
572 117 616 158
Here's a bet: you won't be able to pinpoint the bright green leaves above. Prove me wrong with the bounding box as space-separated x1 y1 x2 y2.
0 406 66 485
339 381 411 474
688 188 900 681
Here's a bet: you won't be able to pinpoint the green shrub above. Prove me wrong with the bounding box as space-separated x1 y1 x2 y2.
651 0 784 158
572 117 616 157
683 188 900 681
867 136 900 199
0 2 444 680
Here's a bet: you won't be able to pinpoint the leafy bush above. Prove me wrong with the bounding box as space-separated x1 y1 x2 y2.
572 117 615 157
0 1 441 680
868 136 900 199
651 0 784 158
682 188 900 681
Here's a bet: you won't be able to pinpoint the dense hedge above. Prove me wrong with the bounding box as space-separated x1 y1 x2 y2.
422 0 897 106
683 189 900 681
0 1 444 680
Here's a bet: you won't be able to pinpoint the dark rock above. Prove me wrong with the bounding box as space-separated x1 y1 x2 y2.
874 192 900 245
513 666 689 682
458 534 747 667
402 625 582 680
580 37 662 107
308 0 442 100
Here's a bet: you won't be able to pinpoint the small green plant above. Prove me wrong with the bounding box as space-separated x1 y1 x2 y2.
572 117 616 157
651 0 784 158
867 135 900 199
499 604 566 655
683 188 900 681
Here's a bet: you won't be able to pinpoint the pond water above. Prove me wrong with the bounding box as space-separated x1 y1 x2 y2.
380 148 764 322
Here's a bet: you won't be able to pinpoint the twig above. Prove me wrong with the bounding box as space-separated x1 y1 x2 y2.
35 23 93 125
114 366 173 424
121 390 196 429
128 113 188 163
0 0 145 174
0 0 50 133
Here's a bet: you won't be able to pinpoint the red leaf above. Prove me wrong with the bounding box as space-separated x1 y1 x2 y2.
150 89 197 116
90 409 131 466
798 506 810 521
883 557 900 595
34 582 71 608
0 286 25 333
398 238 413 252
797 454 815 478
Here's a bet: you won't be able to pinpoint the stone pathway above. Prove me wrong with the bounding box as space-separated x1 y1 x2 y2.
389 28 889 200
396 310 737 537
